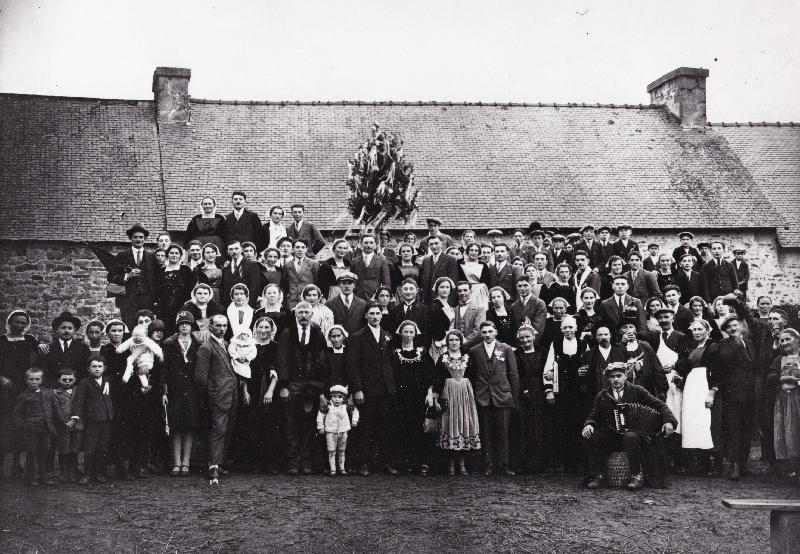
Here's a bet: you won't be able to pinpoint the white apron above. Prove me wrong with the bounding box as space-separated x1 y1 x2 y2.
680 367 714 449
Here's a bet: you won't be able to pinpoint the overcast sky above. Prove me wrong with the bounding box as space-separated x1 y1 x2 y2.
1 0 798 122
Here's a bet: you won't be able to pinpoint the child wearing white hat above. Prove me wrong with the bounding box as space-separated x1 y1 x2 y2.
317 384 359 476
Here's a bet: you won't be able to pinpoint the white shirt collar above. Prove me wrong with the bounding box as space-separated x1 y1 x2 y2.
233 207 244 219
369 324 381 341
332 346 345 354
483 340 497 356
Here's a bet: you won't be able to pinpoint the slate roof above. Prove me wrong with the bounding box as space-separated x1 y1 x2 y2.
0 94 165 242
0 92 796 245
711 124 800 247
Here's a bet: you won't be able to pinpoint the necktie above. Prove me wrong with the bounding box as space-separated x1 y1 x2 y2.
135 249 141 266
617 297 623 318
662 331 669 343
238 310 244 324
741 339 751 361
344 296 351 309
62 340 68 353
404 304 409 314
300 326 307 345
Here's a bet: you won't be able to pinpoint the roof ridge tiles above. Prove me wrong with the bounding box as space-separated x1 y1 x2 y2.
186 97 662 109
708 121 796 127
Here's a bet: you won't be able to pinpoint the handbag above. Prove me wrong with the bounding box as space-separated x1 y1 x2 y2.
422 398 443 435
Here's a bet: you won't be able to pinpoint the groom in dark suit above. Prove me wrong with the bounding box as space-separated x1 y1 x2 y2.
107 223 156 329
467 321 519 476
195 315 238 485
419 235 459 304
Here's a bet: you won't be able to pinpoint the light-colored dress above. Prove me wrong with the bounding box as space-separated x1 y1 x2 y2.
656 336 682 434
438 353 481 451
681 346 714 449
461 261 489 311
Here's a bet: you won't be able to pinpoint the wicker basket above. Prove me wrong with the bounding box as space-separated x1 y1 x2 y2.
605 451 631 488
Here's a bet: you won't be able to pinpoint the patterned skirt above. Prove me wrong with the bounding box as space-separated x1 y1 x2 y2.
439 378 481 450
775 387 800 460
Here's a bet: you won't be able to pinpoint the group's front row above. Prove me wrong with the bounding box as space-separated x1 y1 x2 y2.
7 302 800 491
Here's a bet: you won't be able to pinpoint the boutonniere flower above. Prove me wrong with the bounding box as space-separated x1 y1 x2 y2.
495 353 506 362
384 335 391 343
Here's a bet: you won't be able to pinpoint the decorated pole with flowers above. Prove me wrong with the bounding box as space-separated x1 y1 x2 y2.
344 122 419 236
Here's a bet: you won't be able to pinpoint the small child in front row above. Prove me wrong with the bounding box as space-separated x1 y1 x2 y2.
13 368 60 486
53 368 83 482
70 355 114 484
317 385 359 476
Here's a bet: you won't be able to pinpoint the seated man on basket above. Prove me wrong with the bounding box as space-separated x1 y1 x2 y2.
582 362 676 490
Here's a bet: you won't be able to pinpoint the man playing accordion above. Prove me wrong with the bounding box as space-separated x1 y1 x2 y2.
582 362 676 490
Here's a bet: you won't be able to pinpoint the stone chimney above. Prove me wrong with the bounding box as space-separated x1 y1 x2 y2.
647 67 709 128
152 67 191 125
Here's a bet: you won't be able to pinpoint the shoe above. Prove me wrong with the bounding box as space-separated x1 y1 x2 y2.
208 467 219 485
459 463 469 476
287 467 299 476
78 476 90 485
329 470 337 477
180 466 190 476
338 469 348 477
359 464 370 477
301 466 313 475
95 474 107 483
586 475 605 489
729 463 741 481
137 468 150 480
483 463 494 477
384 464 400 475
420 465 430 476
42 478 56 486
170 466 181 477
268 465 280 475
627 473 645 490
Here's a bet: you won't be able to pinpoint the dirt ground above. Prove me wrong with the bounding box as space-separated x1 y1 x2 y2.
0 466 795 554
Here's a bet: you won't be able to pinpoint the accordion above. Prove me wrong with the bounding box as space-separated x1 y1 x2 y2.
613 402 663 439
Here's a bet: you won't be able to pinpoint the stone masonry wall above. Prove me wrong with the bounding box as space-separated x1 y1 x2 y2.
0 232 797 343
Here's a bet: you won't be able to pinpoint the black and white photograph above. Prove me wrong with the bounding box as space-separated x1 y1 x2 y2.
0 1 799 552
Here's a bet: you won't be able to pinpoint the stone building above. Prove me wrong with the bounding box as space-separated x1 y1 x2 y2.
0 66 798 339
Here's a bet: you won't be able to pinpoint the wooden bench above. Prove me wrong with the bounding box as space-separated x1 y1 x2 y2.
722 499 800 554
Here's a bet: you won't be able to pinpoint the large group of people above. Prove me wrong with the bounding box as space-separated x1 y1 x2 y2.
1 191 798 491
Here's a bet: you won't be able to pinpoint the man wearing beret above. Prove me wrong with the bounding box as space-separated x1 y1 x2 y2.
642 242 661 272
582 362 676 490
549 235 573 270
108 223 156 330
575 225 603 271
671 232 703 271
417 217 454 253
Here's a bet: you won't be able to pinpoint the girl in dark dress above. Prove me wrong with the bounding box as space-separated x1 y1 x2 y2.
181 283 225 336
0 310 39 476
258 247 284 291
374 286 396 332
323 325 349 387
391 243 421 299
543 263 575 312
486 286 515 345
194 244 224 305
429 277 456 363
318 240 351 300
184 196 227 254
154 244 194 335
575 287 604 346
542 315 589 473
656 254 675 291
600 256 626 300
392 320 436 475
160 312 202 476
253 284 291 338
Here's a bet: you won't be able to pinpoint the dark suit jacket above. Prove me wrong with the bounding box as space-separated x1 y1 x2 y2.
42 340 91 383
598 294 646 334
281 257 320 309
275 325 327 387
581 345 628 397
584 382 677 435
488 262 522 300
390 301 432 347
550 248 573 270
734 260 750 292
509 296 547 336
624 269 661 301
13 388 61 435
327 295 367 336
670 305 694 335
466 341 519 409
644 329 690 361
107 248 156 313
701 259 739 301
671 245 703 270
351 254 392 301
642 255 661 272
220 258 263 308
572 268 603 300
224 209 266 252
72 376 114 423
597 241 615 269
674 269 707 304
715 336 756 402
610 239 639 262
347 326 395 398
521 245 554 270
419 254 460 304
286 220 326 255
575 240 604 270
194 337 237 411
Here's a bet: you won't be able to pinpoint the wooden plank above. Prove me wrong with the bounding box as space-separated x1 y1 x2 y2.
722 499 800 511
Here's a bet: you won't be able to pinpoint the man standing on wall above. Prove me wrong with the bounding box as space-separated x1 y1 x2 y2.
107 223 155 329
